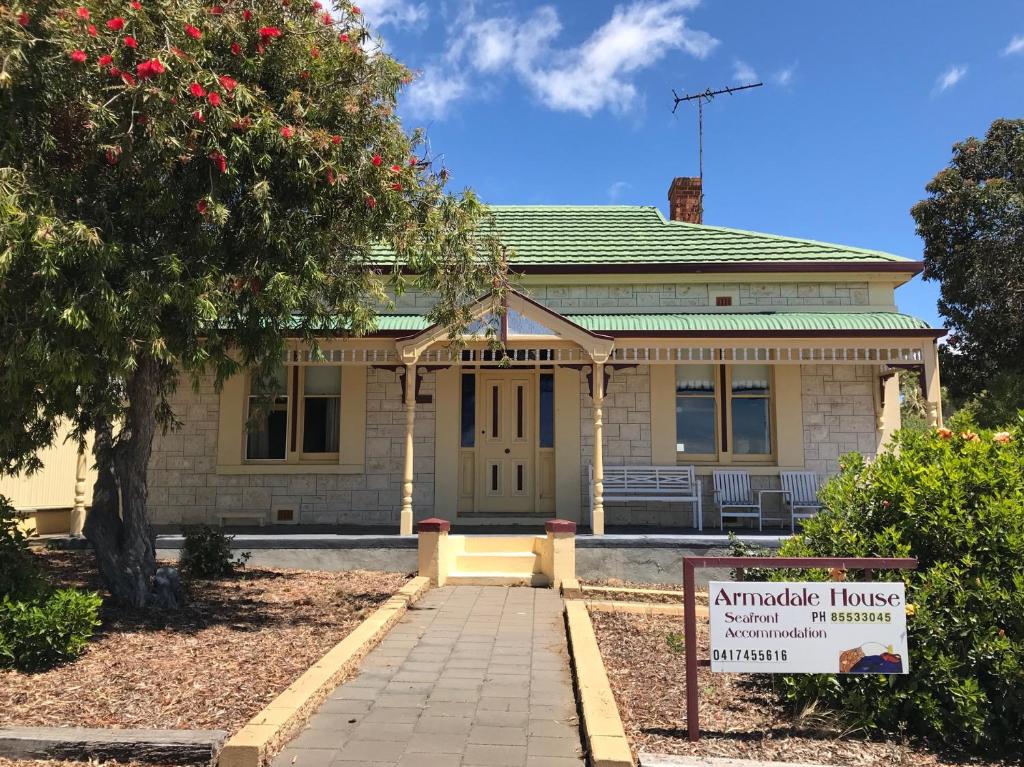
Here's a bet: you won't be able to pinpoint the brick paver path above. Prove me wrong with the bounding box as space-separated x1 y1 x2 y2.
273 585 584 767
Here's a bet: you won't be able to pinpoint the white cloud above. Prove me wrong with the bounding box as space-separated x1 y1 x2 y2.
732 60 758 84
936 64 967 92
356 0 428 28
1004 35 1024 55
772 64 796 87
404 0 719 119
607 181 632 201
404 66 469 119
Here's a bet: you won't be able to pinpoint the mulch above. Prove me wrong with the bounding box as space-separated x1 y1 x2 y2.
0 550 409 736
590 610 1017 767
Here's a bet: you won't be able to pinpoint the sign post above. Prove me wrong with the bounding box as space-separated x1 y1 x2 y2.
682 556 917 742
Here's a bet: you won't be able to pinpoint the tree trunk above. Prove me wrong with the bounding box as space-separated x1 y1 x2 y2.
83 356 170 609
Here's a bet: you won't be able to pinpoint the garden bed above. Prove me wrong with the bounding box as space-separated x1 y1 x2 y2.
591 610 1014 767
0 551 409 735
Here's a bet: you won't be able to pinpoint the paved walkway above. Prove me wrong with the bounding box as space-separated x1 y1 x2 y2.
273 586 584 767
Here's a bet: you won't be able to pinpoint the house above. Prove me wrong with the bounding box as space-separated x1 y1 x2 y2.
146 177 943 534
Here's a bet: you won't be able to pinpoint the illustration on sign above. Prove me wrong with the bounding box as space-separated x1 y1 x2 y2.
708 581 909 675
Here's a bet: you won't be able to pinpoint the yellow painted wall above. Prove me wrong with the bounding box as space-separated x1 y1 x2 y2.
0 424 93 512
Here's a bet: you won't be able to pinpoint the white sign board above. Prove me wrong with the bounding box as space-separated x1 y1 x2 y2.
708 581 909 674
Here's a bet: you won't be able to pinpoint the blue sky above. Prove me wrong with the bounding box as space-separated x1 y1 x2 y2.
361 0 1024 329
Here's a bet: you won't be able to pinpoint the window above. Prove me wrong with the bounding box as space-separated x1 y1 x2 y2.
246 365 288 460
539 373 554 448
460 373 475 448
302 367 341 454
675 364 774 461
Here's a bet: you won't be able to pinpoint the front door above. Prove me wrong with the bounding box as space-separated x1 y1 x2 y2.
475 371 535 513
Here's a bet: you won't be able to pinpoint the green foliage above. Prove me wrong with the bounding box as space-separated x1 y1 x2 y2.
912 119 1024 405
0 588 102 671
775 420 1024 753
0 494 44 599
726 531 774 581
665 631 685 655
179 524 250 578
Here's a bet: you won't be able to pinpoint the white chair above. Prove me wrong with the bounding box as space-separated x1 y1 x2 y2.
779 471 823 531
712 470 762 530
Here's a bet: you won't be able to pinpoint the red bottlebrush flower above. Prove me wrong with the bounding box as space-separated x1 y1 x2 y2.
408 156 418 166
256 43 264 54
331 134 342 144
109 66 121 76
70 49 87 63
371 153 382 166
209 151 227 173
322 12 332 24
189 82 206 98
98 54 114 67
218 75 237 91
106 17 125 30
137 57 164 77
390 182 402 192
121 71 136 86
280 125 295 138
17 12 29 26
389 164 401 173
258 26 281 39
207 91 221 107
338 33 348 42
170 45 186 57
326 168 335 185
184 23 202 39
131 1 142 9
352 5 361 14
210 6 224 14
230 42 242 55
105 148 120 165
312 1 322 9
193 109 205 122
88 24 97 36
124 35 138 47
310 46 320 58
76 7 90 20
299 70 310 80
243 9 252 20
366 195 376 209
197 199 208 214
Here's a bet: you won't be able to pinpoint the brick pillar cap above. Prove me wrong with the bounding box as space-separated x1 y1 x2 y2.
417 517 451 533
545 519 577 534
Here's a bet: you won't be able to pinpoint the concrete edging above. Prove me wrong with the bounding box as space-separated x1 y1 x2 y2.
585 600 689 617
218 576 431 767
564 600 635 767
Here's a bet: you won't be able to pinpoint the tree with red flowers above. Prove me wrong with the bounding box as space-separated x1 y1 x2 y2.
0 0 508 607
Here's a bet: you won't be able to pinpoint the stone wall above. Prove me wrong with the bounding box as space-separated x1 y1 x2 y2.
390 282 872 313
147 368 434 528
801 364 880 474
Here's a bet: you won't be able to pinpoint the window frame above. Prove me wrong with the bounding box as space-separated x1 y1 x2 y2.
674 363 777 465
244 369 290 463
299 366 342 461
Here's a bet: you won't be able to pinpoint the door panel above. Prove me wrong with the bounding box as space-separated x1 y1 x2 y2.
476 372 535 513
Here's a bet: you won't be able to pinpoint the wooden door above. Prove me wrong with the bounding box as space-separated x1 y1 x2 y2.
476 371 535 513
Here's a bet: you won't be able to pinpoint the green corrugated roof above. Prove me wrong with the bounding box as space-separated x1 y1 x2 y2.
372 312 934 335
374 206 915 267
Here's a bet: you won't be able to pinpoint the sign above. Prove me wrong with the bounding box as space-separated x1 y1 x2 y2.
708 581 909 674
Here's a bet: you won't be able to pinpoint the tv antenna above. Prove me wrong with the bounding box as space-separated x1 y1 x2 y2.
672 82 763 217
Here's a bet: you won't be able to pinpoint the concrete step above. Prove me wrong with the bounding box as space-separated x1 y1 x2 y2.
455 552 539 575
460 535 541 554
446 572 551 587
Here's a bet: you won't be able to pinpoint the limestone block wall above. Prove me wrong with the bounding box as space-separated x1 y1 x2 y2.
147 368 434 528
800 364 880 474
389 282 872 314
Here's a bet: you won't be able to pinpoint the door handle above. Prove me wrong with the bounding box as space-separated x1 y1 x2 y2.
504 448 510 454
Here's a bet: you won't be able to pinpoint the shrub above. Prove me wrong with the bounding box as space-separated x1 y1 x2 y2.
0 495 44 599
179 525 250 578
774 418 1024 754
0 589 101 671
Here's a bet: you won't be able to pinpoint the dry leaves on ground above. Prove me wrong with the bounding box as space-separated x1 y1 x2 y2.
591 610 1014 767
0 551 409 735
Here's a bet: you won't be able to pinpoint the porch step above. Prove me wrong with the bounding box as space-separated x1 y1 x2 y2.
461 536 541 554
454 552 539 575
446 572 551 587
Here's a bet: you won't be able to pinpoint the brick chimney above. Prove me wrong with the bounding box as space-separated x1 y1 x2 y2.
667 177 702 224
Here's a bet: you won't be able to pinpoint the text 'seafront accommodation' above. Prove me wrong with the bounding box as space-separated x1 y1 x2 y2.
145 178 943 533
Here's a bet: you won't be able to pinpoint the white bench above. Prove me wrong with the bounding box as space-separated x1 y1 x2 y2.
589 464 703 531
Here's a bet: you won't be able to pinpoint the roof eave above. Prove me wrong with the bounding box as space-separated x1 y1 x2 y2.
506 261 923 276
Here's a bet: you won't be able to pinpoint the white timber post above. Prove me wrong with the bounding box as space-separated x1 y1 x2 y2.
69 446 87 537
591 361 605 536
400 362 417 535
923 342 943 427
